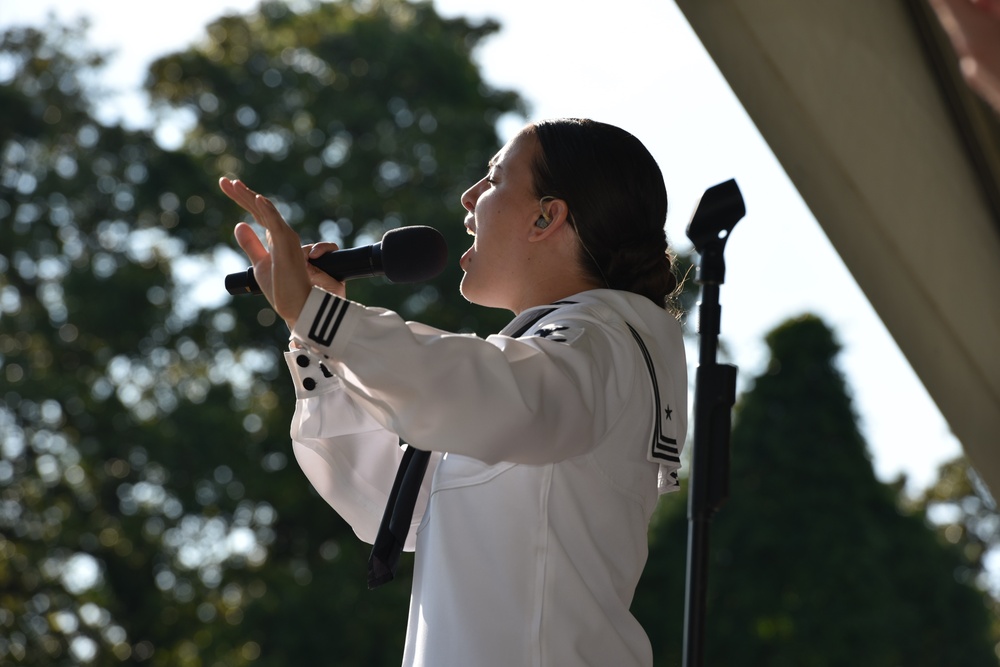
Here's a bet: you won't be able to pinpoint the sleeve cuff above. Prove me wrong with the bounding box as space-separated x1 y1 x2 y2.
284 348 343 399
290 287 362 360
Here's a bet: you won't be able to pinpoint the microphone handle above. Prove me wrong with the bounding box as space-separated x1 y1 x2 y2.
225 243 384 295
311 243 383 281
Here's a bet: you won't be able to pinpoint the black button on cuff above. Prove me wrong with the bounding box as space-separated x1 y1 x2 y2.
302 377 317 391
296 354 310 368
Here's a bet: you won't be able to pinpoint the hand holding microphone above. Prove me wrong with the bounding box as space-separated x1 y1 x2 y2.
225 224 449 296
219 178 447 330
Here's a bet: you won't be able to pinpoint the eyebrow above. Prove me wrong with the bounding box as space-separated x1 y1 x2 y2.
487 155 502 169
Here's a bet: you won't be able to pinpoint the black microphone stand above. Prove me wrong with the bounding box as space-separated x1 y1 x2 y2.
682 179 745 667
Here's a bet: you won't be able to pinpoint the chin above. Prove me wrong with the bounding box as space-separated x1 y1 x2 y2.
459 274 486 306
459 274 509 311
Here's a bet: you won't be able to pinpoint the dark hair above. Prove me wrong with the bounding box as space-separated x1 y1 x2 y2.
525 118 679 311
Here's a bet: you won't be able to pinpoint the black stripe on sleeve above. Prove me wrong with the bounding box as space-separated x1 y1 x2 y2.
308 293 349 347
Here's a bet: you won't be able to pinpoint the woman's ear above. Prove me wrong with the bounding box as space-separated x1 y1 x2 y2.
528 198 570 242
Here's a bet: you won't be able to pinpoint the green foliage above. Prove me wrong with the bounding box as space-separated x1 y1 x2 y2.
634 314 997 666
145 0 522 337
0 1 520 664
914 456 998 577
912 455 1000 652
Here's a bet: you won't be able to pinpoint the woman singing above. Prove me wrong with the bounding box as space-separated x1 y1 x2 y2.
220 118 688 667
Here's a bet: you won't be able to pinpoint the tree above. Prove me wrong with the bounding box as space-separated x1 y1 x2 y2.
912 455 1000 653
0 1 522 664
633 314 997 666
145 0 522 338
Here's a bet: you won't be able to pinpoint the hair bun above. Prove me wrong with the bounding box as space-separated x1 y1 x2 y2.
605 246 677 306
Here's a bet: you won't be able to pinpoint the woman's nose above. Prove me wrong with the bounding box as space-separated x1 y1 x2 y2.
461 179 485 212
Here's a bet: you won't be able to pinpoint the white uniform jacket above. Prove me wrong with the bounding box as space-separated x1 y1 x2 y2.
283 287 688 667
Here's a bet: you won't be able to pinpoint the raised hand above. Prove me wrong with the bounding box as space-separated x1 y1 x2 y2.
219 177 345 330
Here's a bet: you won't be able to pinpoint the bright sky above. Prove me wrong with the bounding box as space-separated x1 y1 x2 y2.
0 0 964 493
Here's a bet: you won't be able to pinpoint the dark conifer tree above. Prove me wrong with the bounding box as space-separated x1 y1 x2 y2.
635 314 996 666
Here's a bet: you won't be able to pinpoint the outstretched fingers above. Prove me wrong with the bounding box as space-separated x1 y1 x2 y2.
220 178 312 327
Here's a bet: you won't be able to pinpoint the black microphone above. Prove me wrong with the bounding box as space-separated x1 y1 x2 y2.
225 225 448 296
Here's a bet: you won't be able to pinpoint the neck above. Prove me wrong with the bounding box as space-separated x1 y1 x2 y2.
508 267 601 315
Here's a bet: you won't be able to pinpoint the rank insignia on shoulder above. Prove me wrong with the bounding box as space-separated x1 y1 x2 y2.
531 322 584 345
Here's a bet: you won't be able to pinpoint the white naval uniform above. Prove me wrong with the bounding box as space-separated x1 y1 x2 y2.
283 287 687 667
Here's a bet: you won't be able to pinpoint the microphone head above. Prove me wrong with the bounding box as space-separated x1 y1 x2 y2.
380 226 448 283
